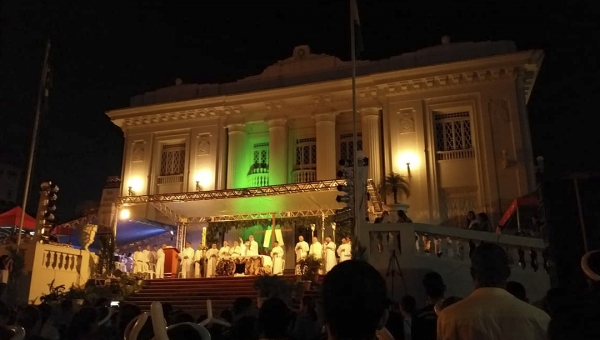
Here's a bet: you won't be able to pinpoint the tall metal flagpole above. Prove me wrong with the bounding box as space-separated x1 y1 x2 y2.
17 39 51 248
350 0 359 239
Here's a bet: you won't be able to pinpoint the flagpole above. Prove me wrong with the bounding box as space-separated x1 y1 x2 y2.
350 0 359 240
17 39 51 249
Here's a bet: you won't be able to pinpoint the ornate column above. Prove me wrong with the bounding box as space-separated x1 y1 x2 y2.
315 113 337 180
361 108 382 186
226 123 247 189
268 118 288 185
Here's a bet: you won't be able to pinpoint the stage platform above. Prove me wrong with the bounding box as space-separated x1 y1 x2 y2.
125 274 321 317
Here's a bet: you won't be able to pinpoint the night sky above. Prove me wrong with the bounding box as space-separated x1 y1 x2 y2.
1 0 598 222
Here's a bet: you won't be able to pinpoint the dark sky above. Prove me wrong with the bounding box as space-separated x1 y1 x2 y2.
1 0 599 222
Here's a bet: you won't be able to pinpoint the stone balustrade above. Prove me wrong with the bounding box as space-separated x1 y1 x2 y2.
358 222 550 305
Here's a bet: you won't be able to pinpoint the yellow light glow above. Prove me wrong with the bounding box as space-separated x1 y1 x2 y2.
194 170 212 188
398 151 419 171
119 208 131 220
127 177 143 193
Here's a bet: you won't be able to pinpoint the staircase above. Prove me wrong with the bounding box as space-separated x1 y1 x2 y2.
126 275 298 317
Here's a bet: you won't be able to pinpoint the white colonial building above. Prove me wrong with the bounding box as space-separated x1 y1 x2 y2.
108 38 542 229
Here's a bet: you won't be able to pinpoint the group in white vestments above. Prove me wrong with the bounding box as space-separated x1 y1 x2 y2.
323 236 337 272
155 244 166 278
229 240 242 257
270 241 284 275
194 244 206 278
133 246 146 273
294 236 309 275
205 243 219 277
180 242 195 278
337 237 352 263
246 235 259 256
219 241 231 258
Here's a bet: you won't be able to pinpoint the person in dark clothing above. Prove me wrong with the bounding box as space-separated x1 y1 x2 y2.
412 271 445 340
384 302 405 340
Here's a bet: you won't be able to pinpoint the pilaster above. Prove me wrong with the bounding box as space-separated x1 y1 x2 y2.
315 113 337 180
268 118 288 185
226 123 247 189
361 107 383 186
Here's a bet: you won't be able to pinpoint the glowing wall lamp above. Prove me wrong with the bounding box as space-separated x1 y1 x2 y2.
398 152 418 179
127 177 143 196
119 208 131 220
194 170 212 191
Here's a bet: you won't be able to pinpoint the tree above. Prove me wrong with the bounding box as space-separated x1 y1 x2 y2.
383 172 410 204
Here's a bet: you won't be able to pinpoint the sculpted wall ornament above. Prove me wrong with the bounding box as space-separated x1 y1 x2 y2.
197 134 211 156
489 99 510 123
132 142 144 162
398 109 415 134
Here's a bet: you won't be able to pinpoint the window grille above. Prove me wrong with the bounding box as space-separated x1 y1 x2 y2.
160 143 186 176
295 137 317 168
434 112 474 160
340 133 362 161
252 142 269 165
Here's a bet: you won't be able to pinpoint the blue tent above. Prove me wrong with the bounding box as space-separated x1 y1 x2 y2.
63 219 174 250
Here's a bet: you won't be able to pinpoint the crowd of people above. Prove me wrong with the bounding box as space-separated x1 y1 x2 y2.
0 242 598 339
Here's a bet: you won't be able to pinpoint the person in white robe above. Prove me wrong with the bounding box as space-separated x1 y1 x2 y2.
230 240 242 257
205 243 219 277
323 236 337 272
125 253 133 272
133 246 146 273
194 244 206 278
239 237 249 256
336 237 352 263
270 241 285 275
247 235 259 256
155 244 166 278
219 241 231 257
295 236 309 275
309 237 322 259
143 246 151 267
179 242 195 278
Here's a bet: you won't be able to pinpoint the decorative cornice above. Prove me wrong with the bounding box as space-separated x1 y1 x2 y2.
113 61 537 129
313 112 336 123
268 118 287 128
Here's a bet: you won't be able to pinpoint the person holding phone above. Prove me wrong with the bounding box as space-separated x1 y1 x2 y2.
0 255 13 299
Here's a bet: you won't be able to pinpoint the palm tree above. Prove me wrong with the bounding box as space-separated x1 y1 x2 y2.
383 172 410 204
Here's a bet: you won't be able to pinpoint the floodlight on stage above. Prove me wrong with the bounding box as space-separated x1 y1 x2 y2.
119 209 131 220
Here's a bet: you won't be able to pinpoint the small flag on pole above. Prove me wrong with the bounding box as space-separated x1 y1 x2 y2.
351 0 364 58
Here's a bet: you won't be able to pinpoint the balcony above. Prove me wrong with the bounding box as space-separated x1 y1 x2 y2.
247 163 269 187
360 222 549 304
292 169 316 183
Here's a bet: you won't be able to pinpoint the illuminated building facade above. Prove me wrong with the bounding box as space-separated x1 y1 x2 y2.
107 39 543 227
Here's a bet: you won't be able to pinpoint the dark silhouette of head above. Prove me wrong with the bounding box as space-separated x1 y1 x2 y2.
506 281 528 302
423 271 446 301
257 298 291 339
322 260 387 340
470 242 510 288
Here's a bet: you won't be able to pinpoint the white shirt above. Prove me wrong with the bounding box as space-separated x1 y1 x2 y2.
156 248 165 260
337 243 352 261
438 287 550 340
219 246 230 257
181 247 195 261
247 240 259 256
309 242 322 259
142 249 150 262
295 241 309 260
133 251 145 262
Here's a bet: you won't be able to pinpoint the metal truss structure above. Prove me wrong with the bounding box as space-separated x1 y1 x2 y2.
366 179 384 213
117 180 344 205
55 214 98 230
186 208 340 223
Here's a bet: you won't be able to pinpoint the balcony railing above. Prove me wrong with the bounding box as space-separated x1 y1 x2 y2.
436 149 475 161
292 169 316 183
157 174 184 185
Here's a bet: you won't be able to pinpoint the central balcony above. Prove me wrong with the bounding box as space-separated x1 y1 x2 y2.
247 163 269 187
292 169 316 183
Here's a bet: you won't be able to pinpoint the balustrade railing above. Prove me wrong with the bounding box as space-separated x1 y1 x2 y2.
292 169 316 183
42 248 80 272
157 174 184 185
365 223 547 273
248 173 269 187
